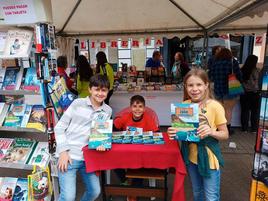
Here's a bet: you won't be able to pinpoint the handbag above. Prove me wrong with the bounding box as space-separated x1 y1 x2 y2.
228 60 244 96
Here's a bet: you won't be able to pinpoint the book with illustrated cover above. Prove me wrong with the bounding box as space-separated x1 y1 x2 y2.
35 53 49 80
2 29 33 58
2 67 23 91
122 130 134 144
128 127 143 144
252 153 268 186
0 103 10 126
0 67 6 89
171 103 200 142
153 132 165 144
143 131 154 144
112 131 124 144
22 67 40 92
26 105 46 132
49 77 76 118
3 104 27 127
12 178 28 201
88 120 113 149
0 138 14 160
2 138 36 164
20 105 32 128
0 177 17 201
27 142 49 168
262 74 268 91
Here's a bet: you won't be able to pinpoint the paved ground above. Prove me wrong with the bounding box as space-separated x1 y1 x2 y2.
76 128 256 201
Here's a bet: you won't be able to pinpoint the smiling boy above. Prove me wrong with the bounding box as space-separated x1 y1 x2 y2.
55 74 112 201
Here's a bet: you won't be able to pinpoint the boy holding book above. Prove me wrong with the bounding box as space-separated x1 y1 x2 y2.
55 74 112 201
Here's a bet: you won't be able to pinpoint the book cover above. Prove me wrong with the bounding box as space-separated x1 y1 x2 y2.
0 177 17 201
27 142 49 168
0 103 9 126
0 68 6 89
22 67 40 92
261 129 268 154
20 105 32 128
49 77 76 118
128 127 143 144
122 130 134 144
171 103 200 142
26 105 46 132
142 131 154 144
88 120 113 149
35 53 49 80
112 131 124 144
2 138 36 164
2 29 33 58
262 74 268 91
260 97 268 129
153 132 165 144
2 67 20 90
3 104 27 127
1 59 18 68
0 138 14 160
12 178 28 201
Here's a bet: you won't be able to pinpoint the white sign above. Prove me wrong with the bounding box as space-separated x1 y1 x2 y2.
0 0 37 24
0 32 7 52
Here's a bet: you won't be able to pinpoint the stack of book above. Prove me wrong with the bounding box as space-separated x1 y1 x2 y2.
112 127 165 145
0 103 47 132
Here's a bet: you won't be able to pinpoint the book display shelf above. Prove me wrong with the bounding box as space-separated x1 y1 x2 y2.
250 26 268 201
0 23 58 201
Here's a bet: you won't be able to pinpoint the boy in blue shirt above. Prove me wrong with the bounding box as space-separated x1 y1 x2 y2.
55 74 112 201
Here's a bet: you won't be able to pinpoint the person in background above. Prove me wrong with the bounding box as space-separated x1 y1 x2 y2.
209 48 242 134
57 55 75 91
168 68 228 201
76 55 94 98
145 50 161 68
96 51 114 105
171 52 190 83
208 45 222 81
55 74 112 201
240 54 260 133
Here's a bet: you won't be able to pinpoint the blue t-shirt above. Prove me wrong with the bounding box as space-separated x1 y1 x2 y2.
145 58 160 67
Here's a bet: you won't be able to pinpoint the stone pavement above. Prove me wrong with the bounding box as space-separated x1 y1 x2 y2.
76 128 256 201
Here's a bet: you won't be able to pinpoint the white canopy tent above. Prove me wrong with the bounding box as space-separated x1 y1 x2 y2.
50 0 268 39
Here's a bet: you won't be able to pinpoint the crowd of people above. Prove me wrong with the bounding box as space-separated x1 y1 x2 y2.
54 47 260 201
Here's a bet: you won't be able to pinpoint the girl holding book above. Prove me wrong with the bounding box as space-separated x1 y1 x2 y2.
167 68 229 201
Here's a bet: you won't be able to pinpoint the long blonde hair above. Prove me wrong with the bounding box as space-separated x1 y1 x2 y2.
183 68 214 101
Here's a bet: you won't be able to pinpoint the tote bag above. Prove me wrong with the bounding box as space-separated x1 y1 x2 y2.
228 60 244 96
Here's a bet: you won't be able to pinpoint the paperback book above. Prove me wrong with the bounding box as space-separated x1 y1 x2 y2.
26 105 46 132
2 29 33 58
111 132 124 144
252 153 268 186
128 127 143 144
152 132 165 144
0 67 6 89
22 67 40 92
0 177 17 201
0 103 9 126
2 67 23 91
12 178 28 201
3 104 27 127
88 120 113 149
142 131 154 144
27 142 49 168
171 103 200 142
2 138 36 164
0 138 14 160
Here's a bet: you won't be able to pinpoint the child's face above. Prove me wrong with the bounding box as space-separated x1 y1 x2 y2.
89 86 109 105
131 101 145 119
185 75 208 103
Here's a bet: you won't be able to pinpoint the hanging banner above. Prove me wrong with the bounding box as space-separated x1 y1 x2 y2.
80 40 88 50
0 0 37 24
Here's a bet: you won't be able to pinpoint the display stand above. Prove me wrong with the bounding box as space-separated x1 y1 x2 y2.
250 25 268 201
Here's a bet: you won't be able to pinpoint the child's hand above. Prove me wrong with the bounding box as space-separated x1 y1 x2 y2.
58 151 72 172
96 145 106 151
197 125 212 139
167 127 178 140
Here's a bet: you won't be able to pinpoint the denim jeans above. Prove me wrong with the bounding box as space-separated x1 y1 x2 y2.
58 159 100 201
188 162 221 201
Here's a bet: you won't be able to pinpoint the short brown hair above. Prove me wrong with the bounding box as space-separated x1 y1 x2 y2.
130 95 145 106
215 48 233 60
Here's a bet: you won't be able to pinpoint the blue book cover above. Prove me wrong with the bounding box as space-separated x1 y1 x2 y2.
129 127 143 144
112 132 124 144
262 74 268 91
2 67 19 90
153 132 165 144
122 130 134 144
4 104 26 127
171 103 200 142
23 67 40 92
89 120 113 149
12 178 28 201
143 131 154 144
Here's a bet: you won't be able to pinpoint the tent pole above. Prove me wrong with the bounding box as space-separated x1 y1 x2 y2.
58 0 82 34
201 31 208 68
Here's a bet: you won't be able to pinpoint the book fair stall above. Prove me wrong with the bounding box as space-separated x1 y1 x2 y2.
0 0 268 200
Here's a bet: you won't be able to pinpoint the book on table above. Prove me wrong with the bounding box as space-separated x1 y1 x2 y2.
171 103 200 142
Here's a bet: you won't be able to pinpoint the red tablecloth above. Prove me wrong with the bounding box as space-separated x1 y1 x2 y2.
82 133 187 201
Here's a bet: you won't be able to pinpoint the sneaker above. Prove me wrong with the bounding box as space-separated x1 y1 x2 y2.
127 196 137 201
